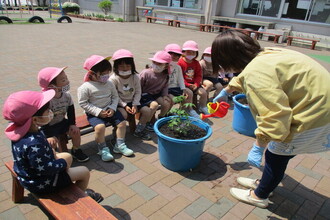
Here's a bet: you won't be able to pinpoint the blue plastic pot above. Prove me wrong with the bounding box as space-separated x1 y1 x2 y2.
232 94 257 137
154 116 212 172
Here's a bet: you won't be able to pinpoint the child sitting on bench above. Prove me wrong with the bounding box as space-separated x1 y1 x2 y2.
2 90 103 202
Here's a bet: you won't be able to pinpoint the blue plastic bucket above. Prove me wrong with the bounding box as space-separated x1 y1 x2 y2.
232 94 257 137
154 117 212 172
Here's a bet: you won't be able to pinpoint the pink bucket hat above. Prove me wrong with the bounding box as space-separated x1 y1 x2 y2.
38 67 67 91
203 47 212 55
164 44 182 55
182 40 199 51
112 49 134 61
83 55 111 82
149 51 172 64
3 90 55 141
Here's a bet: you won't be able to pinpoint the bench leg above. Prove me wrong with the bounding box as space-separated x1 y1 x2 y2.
127 114 136 133
287 38 292 46
311 41 317 50
12 176 24 203
175 22 180 27
274 36 279 43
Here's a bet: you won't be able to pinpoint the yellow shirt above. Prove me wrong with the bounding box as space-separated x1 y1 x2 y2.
228 48 330 143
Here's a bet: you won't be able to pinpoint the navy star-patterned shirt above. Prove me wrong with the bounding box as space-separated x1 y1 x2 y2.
12 131 67 193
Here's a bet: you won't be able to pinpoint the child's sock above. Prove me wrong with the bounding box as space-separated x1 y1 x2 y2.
116 138 125 146
135 123 146 133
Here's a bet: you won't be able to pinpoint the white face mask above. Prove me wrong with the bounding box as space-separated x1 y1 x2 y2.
118 70 132 76
99 74 110 83
204 56 212 63
35 110 54 126
152 63 165 73
185 55 195 61
49 83 70 93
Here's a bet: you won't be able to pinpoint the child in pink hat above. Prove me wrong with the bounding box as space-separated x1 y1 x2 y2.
139 51 172 130
78 55 134 162
165 43 200 119
110 49 153 140
38 67 89 162
177 40 209 115
200 47 224 101
2 90 103 202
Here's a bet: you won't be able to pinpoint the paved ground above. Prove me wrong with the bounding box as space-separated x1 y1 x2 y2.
0 14 330 220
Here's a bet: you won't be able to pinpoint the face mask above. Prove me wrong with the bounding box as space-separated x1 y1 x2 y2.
152 63 165 73
35 110 54 126
204 57 212 63
118 70 132 76
61 84 70 92
99 74 110 83
185 55 195 61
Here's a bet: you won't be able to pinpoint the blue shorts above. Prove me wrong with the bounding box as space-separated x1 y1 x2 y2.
140 93 161 107
168 87 183 96
86 111 125 128
41 119 69 138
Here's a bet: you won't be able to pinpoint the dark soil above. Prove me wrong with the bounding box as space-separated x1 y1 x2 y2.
159 123 207 140
237 97 249 106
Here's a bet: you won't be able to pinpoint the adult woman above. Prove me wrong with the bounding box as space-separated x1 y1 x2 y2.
212 30 330 208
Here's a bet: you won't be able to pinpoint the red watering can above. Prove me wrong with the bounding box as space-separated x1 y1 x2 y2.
200 101 230 120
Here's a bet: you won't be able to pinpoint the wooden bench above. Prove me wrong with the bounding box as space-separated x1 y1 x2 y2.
5 160 117 220
173 20 206 31
253 31 282 43
146 16 174 26
286 36 320 50
58 114 137 152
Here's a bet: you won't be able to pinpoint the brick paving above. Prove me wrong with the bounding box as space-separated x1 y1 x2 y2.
0 14 330 220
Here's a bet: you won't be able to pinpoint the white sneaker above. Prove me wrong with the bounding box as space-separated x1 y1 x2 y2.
237 177 273 197
199 107 210 115
189 109 200 119
230 188 269 208
113 143 134 156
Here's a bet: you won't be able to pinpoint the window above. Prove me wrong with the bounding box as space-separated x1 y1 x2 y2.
238 0 281 17
145 0 199 9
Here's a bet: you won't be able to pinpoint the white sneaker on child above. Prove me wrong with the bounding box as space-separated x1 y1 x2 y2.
113 143 134 156
98 147 114 162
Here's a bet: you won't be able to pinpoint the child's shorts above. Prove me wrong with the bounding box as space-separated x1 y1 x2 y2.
41 119 69 138
140 93 161 107
168 87 183 96
86 111 125 128
31 170 72 194
204 76 219 85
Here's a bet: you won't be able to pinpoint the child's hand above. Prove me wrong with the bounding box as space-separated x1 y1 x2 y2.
99 110 108 118
224 77 229 82
131 105 138 114
47 137 58 149
69 125 80 135
106 109 114 117
189 84 197 91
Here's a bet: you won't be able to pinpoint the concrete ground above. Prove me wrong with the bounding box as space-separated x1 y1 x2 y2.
0 14 330 220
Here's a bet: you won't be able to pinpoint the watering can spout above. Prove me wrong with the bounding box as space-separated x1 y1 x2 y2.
200 101 230 120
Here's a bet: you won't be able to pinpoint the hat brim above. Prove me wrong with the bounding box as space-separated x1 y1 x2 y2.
5 90 55 141
182 47 198 51
149 58 168 64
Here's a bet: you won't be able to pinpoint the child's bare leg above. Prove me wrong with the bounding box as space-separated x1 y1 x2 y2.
67 166 90 191
94 124 106 144
197 87 208 108
68 129 81 150
182 88 193 107
203 79 214 93
115 121 126 139
156 97 171 117
139 106 151 124
149 101 159 121
213 82 223 98
55 152 73 168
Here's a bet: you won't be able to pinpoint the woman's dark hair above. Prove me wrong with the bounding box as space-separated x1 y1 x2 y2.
91 59 112 74
33 102 50 116
211 30 262 73
113 58 138 75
